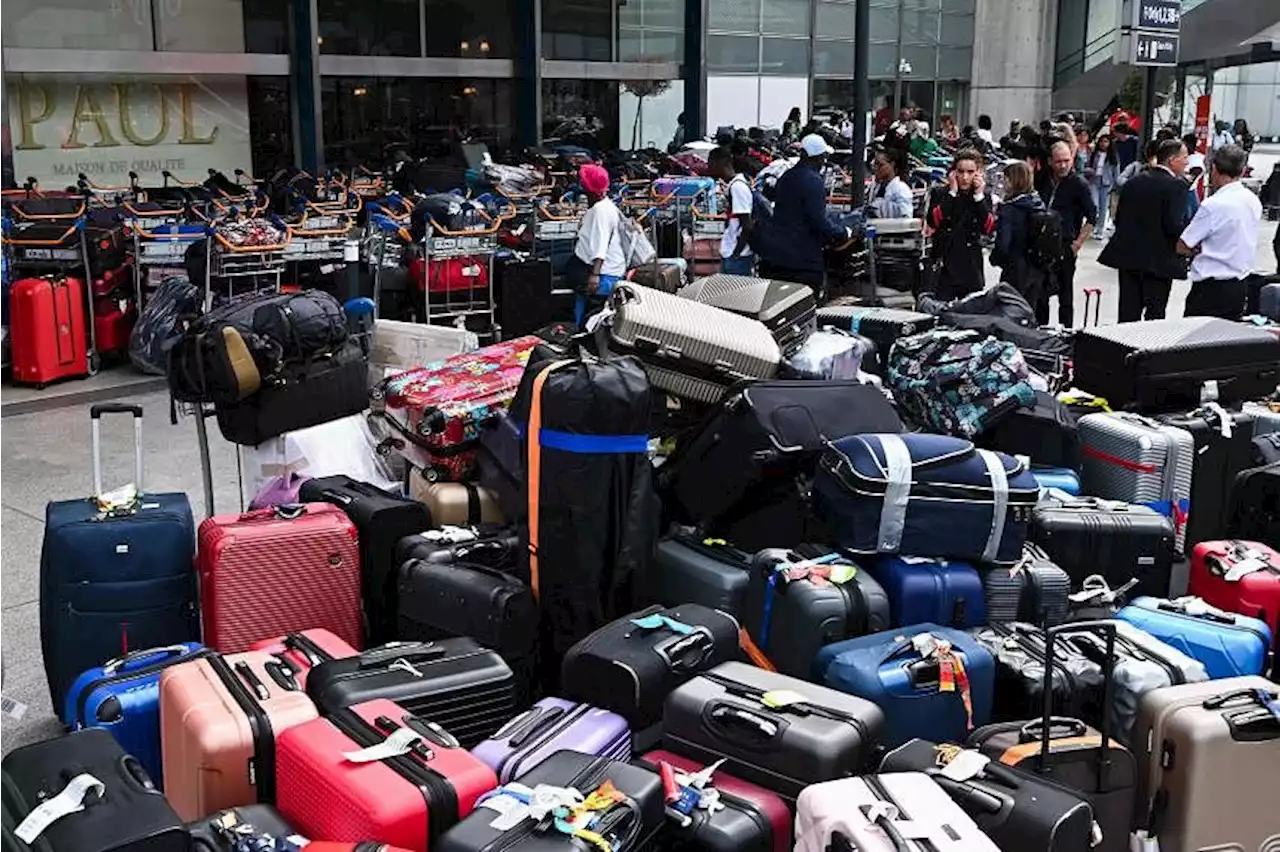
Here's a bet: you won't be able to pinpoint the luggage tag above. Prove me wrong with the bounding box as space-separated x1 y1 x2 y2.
630 614 694 634
95 483 140 516
932 745 990 782
1223 555 1272 582
14 773 105 843
342 727 425 763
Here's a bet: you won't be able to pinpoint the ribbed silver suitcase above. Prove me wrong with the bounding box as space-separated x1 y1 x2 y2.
677 274 816 355
1079 412 1194 553
607 282 780 403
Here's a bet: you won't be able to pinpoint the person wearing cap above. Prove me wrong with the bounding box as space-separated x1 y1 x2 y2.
568 163 625 325
753 133 852 292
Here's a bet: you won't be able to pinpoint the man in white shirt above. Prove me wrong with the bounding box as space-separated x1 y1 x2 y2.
572 163 626 324
1177 145 1262 320
707 146 755 276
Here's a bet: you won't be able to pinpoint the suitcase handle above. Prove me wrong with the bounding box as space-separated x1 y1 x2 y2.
1155 600 1235 624
708 703 783 742
859 806 912 852
1202 687 1278 710
927 773 1009 814
360 642 446 668
236 504 308 523
1017 716 1088 743
1041 621 1117 790
102 644 192 675
90 404 144 500
118 754 157 793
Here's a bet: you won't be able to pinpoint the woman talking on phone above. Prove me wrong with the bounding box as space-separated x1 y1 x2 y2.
921 148 995 300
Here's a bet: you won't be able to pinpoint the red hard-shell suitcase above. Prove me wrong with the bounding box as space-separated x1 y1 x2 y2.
198 503 363 653
10 275 88 385
372 337 539 483
1187 539 1280 635
247 628 360 687
638 750 792 852
93 297 136 355
409 256 491 293
275 698 497 852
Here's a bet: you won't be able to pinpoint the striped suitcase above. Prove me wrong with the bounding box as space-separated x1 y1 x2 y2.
677 274 817 355
1078 412 1194 553
606 283 780 404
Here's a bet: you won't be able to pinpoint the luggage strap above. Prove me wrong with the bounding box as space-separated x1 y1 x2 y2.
976 449 1009 563
876 434 914 552
759 553 849 646
476 780 636 852
527 360 576 602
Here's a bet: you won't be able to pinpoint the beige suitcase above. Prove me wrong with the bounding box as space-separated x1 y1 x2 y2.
159 650 318 821
406 473 505 526
1131 676 1280 852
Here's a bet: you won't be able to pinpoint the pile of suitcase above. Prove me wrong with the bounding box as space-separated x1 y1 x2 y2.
10 270 1280 852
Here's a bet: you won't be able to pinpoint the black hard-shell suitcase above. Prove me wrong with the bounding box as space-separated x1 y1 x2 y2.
495 257 554 339
1072 317 1280 411
1030 497 1175 598
306 637 517 748
742 546 890 679
1226 461 1280 549
436 751 664 852
879 739 1098 852
394 525 522 574
979 543 1071 627
977 390 1081 471
662 661 885 802
652 535 753 620
1158 407 1258 549
2 729 185 852
970 622 1105 724
298 475 433 644
186 805 295 852
811 305 937 376
560 604 740 731
677 275 817 355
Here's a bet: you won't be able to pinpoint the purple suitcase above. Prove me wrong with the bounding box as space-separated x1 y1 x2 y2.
470 697 632 783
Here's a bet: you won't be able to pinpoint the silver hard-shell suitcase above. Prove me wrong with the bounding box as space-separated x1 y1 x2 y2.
606 282 780 403
1079 412 1195 553
677 274 816 354
979 542 1071 626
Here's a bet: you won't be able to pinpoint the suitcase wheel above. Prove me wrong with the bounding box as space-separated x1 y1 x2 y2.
87 352 101 376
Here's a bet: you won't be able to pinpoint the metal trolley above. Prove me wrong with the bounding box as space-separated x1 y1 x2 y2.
420 206 510 328
201 214 292 309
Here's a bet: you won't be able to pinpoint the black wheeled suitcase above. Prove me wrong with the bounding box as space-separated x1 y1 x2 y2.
298 475 433 644
677 275 817 355
662 661 885 802
652 534 754 619
1072 317 1280 411
977 390 1081 471
1158 406 1258 549
1226 461 1280 548
306 637 517 748
560 604 740 732
978 543 1071 627
811 305 937 376
495 257 554 339
2 729 186 852
879 739 1098 852
969 622 1105 723
394 525 522 574
1030 496 1176 598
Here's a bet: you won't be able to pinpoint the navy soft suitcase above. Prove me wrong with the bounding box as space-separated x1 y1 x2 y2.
40 404 199 714
868 556 987 629
61 642 209 786
814 433 1040 565
1115 595 1273 679
816 623 995 749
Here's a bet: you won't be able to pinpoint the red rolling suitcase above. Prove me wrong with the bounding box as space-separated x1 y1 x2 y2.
247 628 360 687
9 275 89 386
93 295 136 355
275 698 497 852
1187 539 1280 635
198 503 363 653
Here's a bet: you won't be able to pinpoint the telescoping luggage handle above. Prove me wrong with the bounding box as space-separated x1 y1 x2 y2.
90 404 144 501
1035 621 1117 793
101 644 194 676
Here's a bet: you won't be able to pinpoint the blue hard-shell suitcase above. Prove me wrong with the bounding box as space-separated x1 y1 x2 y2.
1115 596 1273 679
1030 466 1081 496
869 556 988 629
814 433 1040 565
62 642 208 785
39 405 199 715
816 623 995 748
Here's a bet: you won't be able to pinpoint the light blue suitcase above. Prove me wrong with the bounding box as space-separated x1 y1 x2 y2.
1030 466 1081 496
1115 596 1272 679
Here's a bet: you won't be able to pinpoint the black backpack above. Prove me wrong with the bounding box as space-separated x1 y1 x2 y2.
1026 208 1066 269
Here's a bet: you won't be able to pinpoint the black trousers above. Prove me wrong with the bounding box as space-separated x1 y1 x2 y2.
1184 277 1248 320
1035 254 1077 326
1117 269 1172 323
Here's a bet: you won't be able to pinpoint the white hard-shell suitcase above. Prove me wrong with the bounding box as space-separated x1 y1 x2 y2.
1078 412 1195 553
794 773 1000 852
606 282 780 403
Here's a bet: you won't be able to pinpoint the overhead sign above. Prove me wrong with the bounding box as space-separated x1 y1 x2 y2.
1133 0 1181 32
1132 31 1180 66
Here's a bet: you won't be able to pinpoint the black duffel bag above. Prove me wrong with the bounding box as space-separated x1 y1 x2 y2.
410 193 485 237
168 289 348 405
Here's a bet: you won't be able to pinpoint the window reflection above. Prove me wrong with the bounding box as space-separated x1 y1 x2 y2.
318 0 422 57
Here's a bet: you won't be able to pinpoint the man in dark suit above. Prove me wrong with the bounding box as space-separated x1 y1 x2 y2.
1099 138 1191 322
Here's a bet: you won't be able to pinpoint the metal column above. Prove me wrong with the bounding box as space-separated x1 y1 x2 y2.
289 0 323 173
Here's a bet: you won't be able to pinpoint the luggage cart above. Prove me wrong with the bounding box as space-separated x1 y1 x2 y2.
533 199 584 307
203 216 291 310
282 192 360 270
127 220 206 312
420 206 509 328
687 203 727 279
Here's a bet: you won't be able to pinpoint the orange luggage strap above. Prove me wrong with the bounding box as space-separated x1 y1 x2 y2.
526 360 576 602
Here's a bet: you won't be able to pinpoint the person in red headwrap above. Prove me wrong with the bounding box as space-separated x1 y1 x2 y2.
569 163 625 325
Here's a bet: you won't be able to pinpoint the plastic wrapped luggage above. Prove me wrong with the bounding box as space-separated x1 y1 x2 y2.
394 524 521 574
405 478 504 527
367 319 477 384
275 698 496 851
1129 677 1280 852
815 433 1040 565
1116 595 1272 679
794 773 1000 852
1187 539 1280 636
1159 405 1259 549
185 805 299 852
677 274 817 355
634 750 792 852
1226 461 1280 548
472 698 631 783
867 555 987 630
560 604 739 732
811 305 937 377
307 638 516 748
816 623 995 748
662 662 885 800
198 502 363 653
1078 412 1194 553
2 729 186 852
1031 495 1175 598
436 751 664 852
41 405 198 715
62 642 209 786
978 543 1071 627
652 534 753 619
129 274 200 375
977 390 1081 471
373 337 539 483
159 650 319 821
880 739 1098 852
1072 317 1280 411
970 622 1105 723
654 176 718 206
742 546 891 679
782 329 875 380
604 283 780 404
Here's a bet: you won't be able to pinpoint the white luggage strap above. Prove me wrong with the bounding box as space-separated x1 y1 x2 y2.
876 435 914 552
14 774 105 843
976 450 1009 563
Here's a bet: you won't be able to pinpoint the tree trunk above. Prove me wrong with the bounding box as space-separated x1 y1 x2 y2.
632 96 644 149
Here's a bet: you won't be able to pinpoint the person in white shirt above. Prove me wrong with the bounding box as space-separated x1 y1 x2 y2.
1177 144 1262 320
571 163 626 325
869 146 916 219
1210 120 1235 151
976 114 995 148
708 146 755 275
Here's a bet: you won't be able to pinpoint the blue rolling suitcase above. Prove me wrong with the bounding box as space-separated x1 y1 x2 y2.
40 404 199 714
1030 466 1081 496
815 623 995 749
1115 596 1273 679
868 556 987 629
62 642 208 785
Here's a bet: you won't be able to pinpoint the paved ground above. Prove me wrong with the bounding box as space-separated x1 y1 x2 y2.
1 220 1277 754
